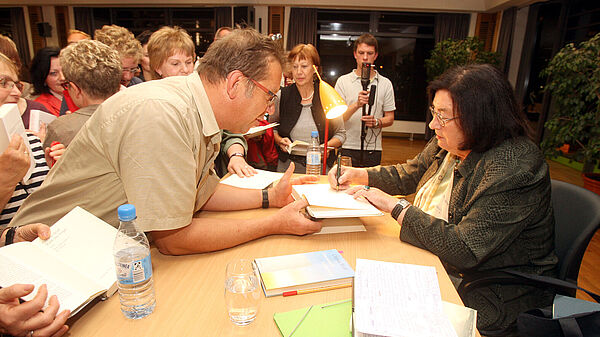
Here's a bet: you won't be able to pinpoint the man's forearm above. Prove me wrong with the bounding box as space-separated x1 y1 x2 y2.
201 183 262 211
151 216 277 255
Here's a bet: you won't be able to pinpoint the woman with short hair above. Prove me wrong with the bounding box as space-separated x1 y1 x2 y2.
147 26 195 80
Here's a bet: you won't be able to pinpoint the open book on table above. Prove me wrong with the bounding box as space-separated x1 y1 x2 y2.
0 207 118 316
254 249 354 297
0 104 36 183
292 184 383 219
285 140 325 154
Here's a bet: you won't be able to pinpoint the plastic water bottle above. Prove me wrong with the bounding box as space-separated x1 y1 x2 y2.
306 131 321 176
113 204 156 319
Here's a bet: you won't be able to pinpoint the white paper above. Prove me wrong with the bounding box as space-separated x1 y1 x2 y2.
244 122 279 136
29 109 57 132
34 206 118 291
0 104 35 182
354 259 458 337
313 218 366 235
219 169 284 189
293 184 377 210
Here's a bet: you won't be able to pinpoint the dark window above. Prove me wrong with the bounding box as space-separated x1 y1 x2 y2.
317 10 435 122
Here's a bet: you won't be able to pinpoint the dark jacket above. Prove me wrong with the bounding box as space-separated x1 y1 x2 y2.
367 137 558 331
277 81 335 164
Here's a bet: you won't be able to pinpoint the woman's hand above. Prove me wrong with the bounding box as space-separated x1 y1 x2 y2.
0 135 31 185
269 162 318 207
227 156 257 177
0 284 70 337
44 142 65 167
327 165 368 190
345 185 398 214
14 224 52 243
277 137 292 152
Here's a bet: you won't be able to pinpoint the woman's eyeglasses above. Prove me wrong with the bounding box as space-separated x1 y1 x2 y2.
61 82 71 91
429 106 457 127
0 77 24 92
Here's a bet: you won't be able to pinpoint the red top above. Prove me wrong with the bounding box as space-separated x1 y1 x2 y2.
34 92 62 116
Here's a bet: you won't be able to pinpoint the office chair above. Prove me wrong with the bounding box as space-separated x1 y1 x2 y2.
458 179 600 336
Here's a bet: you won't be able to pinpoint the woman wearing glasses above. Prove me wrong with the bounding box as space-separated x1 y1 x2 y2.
329 64 557 332
271 43 346 173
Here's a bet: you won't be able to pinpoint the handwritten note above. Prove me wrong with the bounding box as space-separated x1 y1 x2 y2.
354 259 458 337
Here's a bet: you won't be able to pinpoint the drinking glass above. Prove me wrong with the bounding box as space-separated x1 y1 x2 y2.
224 259 260 326
340 156 352 167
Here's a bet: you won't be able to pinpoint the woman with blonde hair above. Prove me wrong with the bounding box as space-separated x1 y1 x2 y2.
271 43 346 173
147 26 195 79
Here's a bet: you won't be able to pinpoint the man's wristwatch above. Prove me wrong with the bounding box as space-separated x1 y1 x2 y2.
391 199 411 220
229 152 244 159
374 118 381 128
262 188 269 208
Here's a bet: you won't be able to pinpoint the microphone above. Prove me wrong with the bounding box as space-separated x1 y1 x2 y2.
361 63 371 91
368 85 376 107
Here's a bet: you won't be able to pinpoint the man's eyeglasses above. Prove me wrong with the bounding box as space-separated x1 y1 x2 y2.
0 77 24 92
122 66 140 74
429 106 457 127
248 77 277 107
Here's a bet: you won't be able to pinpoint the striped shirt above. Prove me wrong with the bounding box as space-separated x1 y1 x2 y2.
0 133 49 226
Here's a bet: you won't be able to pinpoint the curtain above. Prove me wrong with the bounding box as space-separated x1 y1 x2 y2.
497 7 516 74
286 8 317 50
10 7 31 81
74 7 94 36
215 7 232 30
424 13 470 139
434 13 470 43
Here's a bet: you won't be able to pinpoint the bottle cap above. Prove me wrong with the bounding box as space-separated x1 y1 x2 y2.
118 204 136 221
311 131 318 137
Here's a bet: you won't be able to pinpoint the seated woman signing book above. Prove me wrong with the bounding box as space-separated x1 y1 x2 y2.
328 64 558 332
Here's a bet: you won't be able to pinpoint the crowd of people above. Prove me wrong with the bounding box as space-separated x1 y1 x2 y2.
0 23 557 336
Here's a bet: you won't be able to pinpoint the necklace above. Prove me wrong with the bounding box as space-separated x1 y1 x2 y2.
301 91 314 101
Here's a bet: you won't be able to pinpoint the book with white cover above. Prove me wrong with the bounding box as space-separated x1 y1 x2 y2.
0 103 35 182
29 109 57 132
292 184 383 219
0 207 118 316
219 169 284 189
244 122 279 138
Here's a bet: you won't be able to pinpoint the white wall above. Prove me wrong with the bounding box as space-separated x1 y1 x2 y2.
507 5 529 87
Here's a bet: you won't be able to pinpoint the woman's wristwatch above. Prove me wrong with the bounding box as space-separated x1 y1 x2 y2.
391 199 411 220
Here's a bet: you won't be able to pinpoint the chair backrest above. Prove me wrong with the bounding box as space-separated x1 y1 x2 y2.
551 179 600 283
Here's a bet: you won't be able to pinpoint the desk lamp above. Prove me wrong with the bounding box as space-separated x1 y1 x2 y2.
313 65 347 174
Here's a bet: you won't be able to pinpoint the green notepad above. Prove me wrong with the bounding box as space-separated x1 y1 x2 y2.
273 300 352 337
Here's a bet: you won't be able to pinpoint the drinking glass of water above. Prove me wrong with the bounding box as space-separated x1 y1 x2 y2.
224 259 260 326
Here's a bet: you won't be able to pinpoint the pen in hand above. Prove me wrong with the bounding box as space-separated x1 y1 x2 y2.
336 153 342 191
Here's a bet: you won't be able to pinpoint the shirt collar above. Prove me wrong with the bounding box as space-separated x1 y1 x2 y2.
187 72 220 139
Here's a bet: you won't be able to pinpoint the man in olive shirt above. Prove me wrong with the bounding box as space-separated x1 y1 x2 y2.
11 29 321 255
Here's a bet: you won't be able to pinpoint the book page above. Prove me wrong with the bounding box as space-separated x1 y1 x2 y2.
0 242 104 314
219 169 283 189
29 109 57 132
0 104 35 182
244 122 279 138
33 207 118 292
293 184 381 211
354 259 458 337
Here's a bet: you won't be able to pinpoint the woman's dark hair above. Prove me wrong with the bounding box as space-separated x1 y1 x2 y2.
427 64 532 153
136 30 153 46
30 47 60 95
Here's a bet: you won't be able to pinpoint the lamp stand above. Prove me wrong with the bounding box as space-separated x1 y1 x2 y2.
322 119 329 175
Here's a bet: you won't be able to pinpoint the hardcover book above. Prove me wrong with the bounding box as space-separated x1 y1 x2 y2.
254 249 354 297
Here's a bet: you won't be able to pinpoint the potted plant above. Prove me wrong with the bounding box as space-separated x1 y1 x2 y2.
540 32 600 194
425 36 500 81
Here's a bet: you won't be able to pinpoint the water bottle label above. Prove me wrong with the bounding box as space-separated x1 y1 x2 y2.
116 254 153 284
307 152 320 165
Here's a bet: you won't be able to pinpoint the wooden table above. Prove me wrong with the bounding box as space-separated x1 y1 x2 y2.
68 205 469 336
